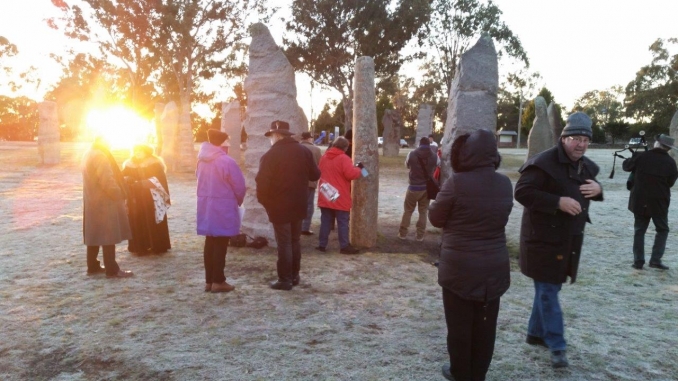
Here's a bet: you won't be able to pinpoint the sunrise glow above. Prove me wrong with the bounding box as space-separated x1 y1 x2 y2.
85 106 154 149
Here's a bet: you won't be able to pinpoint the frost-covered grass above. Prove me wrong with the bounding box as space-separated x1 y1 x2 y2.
0 142 676 380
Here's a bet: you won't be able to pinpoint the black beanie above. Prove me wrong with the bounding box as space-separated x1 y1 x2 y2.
207 129 229 146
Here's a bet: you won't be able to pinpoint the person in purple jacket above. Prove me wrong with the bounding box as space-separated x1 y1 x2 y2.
196 129 246 293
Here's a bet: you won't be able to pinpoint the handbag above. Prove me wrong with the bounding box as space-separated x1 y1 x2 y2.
417 155 439 200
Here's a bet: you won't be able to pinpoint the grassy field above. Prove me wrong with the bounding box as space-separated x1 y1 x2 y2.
0 141 676 380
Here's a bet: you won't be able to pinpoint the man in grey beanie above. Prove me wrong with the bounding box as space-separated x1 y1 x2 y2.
622 134 678 270
514 111 604 368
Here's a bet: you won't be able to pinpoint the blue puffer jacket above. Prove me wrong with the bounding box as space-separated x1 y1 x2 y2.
428 129 514 302
196 142 246 237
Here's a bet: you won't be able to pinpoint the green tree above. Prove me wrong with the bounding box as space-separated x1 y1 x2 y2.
520 87 564 137
0 96 39 141
313 102 339 137
625 38 678 128
50 0 266 136
572 86 626 143
417 0 529 118
284 0 431 131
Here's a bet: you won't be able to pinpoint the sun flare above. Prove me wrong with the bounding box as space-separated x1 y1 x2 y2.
85 106 155 149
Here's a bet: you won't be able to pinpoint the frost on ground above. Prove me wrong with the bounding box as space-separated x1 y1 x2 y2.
0 142 676 381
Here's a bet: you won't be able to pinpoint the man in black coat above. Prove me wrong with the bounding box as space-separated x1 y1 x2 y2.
515 112 603 369
256 121 321 290
622 134 678 270
398 137 438 241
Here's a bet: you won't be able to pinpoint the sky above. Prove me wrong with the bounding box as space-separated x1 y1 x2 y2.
1 0 677 123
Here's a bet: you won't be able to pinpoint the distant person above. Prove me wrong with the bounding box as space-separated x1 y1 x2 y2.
316 136 363 254
122 144 171 255
429 129 513 381
196 129 246 293
428 134 438 156
300 131 322 236
623 134 678 270
344 129 353 158
515 112 603 368
82 136 133 278
399 137 437 241
256 121 320 290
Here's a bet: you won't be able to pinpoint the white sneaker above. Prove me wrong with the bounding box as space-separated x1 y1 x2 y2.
416 236 424 242
398 233 406 240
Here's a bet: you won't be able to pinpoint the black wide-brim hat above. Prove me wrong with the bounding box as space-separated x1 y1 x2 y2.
265 120 294 137
655 134 678 150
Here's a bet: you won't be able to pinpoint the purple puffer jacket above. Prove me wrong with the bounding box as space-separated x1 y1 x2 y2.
196 142 246 237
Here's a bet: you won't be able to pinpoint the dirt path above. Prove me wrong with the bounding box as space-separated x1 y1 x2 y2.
0 142 676 380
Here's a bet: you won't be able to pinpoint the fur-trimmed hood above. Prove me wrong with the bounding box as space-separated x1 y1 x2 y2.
123 155 166 172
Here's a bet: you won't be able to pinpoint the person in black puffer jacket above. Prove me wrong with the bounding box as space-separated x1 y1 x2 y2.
428 129 513 381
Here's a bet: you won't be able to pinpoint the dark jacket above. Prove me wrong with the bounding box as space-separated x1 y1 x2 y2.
429 129 514 302
623 148 678 217
515 141 603 284
406 144 437 187
256 137 321 224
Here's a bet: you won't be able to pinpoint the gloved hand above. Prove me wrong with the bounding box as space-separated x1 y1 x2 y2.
355 162 364 169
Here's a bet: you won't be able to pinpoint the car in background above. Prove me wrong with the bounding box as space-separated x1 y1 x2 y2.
378 137 409 148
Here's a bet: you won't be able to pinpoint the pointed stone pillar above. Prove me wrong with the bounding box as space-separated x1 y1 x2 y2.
221 100 242 164
440 36 498 184
669 110 678 161
37 101 60 164
241 23 309 246
527 96 553 160
154 103 165 154
350 56 379 248
382 109 400 157
160 102 179 172
175 99 195 171
547 101 563 145
415 104 434 147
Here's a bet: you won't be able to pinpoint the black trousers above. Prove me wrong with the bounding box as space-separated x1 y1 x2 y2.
87 245 120 276
442 287 500 381
203 236 229 284
272 220 302 283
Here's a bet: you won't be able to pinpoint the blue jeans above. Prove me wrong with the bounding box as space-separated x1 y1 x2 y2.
319 207 349 249
302 188 316 232
272 220 302 283
527 280 566 351
633 213 669 264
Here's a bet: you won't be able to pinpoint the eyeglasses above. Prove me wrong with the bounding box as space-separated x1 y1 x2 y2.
565 136 590 145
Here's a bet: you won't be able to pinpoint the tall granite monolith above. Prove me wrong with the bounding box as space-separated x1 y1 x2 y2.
160 101 179 171
154 103 165 154
669 110 678 161
415 104 434 147
527 96 553 160
547 101 563 145
241 23 309 246
350 56 379 248
440 36 498 184
221 100 242 164
37 101 60 164
382 109 400 157
175 101 195 171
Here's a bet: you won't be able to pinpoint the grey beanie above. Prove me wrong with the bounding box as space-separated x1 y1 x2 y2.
561 112 593 139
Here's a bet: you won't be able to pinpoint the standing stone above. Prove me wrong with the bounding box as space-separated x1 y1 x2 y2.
37 101 60 164
350 56 379 248
669 110 678 161
175 101 195 171
547 101 563 145
241 23 309 245
154 103 165 155
526 96 554 160
221 100 242 164
160 102 179 172
440 36 498 184
382 109 400 157
415 104 434 147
